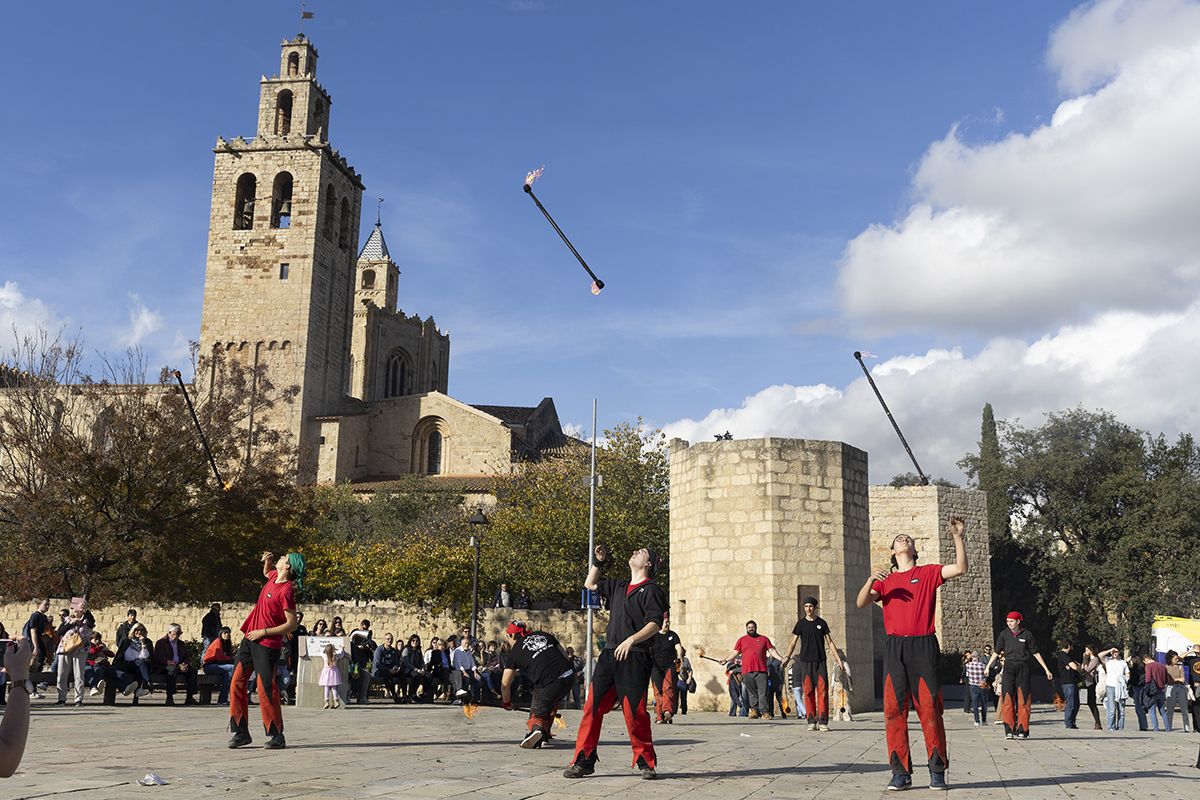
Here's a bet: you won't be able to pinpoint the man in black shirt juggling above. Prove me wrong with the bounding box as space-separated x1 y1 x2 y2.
501 621 576 749
565 543 667 781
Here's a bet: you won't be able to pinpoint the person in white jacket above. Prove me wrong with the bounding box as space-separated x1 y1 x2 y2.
1100 648 1129 731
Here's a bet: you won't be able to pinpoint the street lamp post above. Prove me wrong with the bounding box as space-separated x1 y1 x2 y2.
468 508 489 641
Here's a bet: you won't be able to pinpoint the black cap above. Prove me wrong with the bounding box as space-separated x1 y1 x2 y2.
804 597 819 607
645 547 661 577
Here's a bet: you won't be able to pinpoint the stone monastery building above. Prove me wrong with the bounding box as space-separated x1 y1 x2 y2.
200 35 573 485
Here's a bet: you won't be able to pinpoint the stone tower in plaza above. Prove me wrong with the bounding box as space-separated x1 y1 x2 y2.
198 35 364 481
668 437 876 713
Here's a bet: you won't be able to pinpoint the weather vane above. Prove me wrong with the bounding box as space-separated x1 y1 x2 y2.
376 196 384 226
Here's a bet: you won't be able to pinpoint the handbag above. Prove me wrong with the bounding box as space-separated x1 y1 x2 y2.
61 629 85 654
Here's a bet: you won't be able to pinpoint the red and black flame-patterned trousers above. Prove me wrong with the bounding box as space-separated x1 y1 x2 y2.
570 648 656 769
229 639 284 738
795 660 829 725
999 660 1032 736
883 634 948 776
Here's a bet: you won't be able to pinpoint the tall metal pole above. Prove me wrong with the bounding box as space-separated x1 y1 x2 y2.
585 397 598 686
470 534 480 641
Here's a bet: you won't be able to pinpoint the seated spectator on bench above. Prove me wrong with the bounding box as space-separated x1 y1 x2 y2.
400 634 428 703
480 640 503 702
152 624 199 705
85 632 115 697
373 634 404 703
54 609 91 707
330 617 346 637
116 624 153 698
203 627 236 705
424 637 449 702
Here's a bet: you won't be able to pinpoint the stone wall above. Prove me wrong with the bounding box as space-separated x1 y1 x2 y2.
668 437 875 713
868 486 993 677
0 600 607 656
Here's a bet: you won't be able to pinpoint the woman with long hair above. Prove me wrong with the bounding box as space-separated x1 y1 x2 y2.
203 627 236 705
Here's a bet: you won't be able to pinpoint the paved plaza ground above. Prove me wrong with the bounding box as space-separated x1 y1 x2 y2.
2 697 1197 799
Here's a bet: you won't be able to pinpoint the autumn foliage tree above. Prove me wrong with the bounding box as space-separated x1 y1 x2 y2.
0 329 302 604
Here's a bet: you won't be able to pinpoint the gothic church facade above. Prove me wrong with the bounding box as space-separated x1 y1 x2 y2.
199 35 571 485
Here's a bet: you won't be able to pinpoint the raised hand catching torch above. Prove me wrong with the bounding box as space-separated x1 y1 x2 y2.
523 166 605 295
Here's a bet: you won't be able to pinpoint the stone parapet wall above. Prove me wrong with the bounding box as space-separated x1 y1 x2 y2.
0 600 607 655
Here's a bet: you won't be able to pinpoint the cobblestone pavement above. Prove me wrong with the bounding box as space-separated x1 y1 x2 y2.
2 697 1197 799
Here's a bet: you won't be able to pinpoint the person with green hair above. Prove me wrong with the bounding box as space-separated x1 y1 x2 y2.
228 550 305 750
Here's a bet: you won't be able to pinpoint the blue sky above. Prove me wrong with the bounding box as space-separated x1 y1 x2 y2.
6 1 1198 480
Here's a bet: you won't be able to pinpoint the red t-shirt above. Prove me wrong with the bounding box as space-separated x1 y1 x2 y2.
734 634 773 673
240 570 296 650
871 563 945 637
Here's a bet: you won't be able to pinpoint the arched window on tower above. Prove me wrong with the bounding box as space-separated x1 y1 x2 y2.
338 198 351 249
271 172 293 229
323 184 335 239
233 172 256 230
426 431 442 475
411 416 447 475
287 52 299 77
274 90 293 136
384 351 408 398
361 270 376 290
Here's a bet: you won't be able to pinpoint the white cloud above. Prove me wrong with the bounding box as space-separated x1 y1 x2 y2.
119 294 163 348
663 302 1200 483
0 281 64 353
837 0 1200 335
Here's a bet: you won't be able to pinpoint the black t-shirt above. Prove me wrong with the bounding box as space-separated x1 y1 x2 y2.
23 610 48 640
653 629 682 664
1056 650 1079 685
507 631 571 687
598 578 667 652
792 616 831 662
995 627 1038 663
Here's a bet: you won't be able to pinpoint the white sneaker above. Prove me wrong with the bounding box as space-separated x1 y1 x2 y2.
973 722 980 727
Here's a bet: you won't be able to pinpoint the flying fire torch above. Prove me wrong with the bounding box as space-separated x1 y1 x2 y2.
523 166 605 295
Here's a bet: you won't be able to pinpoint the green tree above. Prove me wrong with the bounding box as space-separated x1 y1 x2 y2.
0 329 299 604
960 407 1200 650
976 403 1011 545
887 472 959 488
484 420 670 602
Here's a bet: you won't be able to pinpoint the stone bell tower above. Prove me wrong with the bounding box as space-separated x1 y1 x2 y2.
198 35 365 482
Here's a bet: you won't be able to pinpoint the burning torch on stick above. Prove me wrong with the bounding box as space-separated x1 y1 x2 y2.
523 166 605 295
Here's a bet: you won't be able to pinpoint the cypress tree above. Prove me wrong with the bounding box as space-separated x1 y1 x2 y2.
978 403 1009 544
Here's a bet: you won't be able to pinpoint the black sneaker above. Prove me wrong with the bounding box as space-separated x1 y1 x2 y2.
637 757 657 780
228 731 253 749
563 762 595 779
264 734 287 750
520 729 544 749
929 771 947 791
886 773 912 791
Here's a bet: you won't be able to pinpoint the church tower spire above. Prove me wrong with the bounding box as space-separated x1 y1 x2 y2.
198 35 365 483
